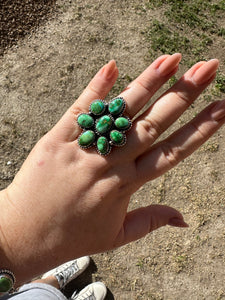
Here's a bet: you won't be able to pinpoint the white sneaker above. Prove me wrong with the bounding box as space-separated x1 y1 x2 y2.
42 256 90 289
71 282 107 300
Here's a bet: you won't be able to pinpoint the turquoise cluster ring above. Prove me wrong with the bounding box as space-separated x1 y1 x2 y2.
77 97 132 155
0 269 15 293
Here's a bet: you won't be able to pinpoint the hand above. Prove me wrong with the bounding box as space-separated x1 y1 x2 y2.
1 54 224 285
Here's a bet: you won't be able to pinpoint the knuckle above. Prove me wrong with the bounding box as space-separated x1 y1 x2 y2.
136 80 152 94
161 142 182 167
69 106 85 119
87 82 102 98
175 89 192 106
191 122 206 140
140 117 162 143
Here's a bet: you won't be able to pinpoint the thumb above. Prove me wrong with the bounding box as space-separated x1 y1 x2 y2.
114 204 188 247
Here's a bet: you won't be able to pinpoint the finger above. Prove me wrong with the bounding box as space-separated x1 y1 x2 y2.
114 204 188 247
122 59 219 159
136 59 219 144
136 99 225 183
74 60 119 111
120 53 182 119
49 60 119 142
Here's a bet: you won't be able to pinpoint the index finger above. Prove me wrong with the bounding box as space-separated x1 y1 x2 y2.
49 60 119 142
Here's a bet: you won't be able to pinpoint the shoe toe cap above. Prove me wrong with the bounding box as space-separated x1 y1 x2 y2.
92 282 107 299
77 256 90 271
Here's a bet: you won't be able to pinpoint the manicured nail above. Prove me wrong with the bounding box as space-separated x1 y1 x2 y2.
211 99 225 121
158 53 182 76
101 60 117 80
168 217 189 228
192 59 219 85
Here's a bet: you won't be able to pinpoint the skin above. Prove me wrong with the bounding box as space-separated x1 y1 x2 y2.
0 54 225 287
33 276 59 289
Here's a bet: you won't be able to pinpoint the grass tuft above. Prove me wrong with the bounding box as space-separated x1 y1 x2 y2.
215 73 225 93
142 0 225 87
144 20 190 55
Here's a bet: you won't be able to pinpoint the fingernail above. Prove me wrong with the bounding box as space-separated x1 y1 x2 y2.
192 59 219 85
101 60 117 80
211 100 225 121
168 217 189 228
158 53 182 76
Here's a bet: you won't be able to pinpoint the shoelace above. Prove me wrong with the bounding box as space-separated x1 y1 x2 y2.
56 261 79 288
74 289 96 300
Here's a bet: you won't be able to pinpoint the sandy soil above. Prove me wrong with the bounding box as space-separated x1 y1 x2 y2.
0 1 224 299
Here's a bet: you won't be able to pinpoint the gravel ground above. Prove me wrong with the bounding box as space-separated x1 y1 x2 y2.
0 1 225 299
0 0 57 55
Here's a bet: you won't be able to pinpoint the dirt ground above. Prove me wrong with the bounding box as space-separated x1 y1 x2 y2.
0 1 225 299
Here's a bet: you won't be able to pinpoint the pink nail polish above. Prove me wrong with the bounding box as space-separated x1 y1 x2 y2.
192 59 219 85
102 60 117 79
157 53 182 76
211 100 225 121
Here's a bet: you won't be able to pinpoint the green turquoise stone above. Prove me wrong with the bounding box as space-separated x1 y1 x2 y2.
110 130 125 145
78 130 95 147
90 100 105 115
0 276 12 292
96 115 112 134
97 136 110 155
115 117 130 130
108 97 125 115
77 114 94 129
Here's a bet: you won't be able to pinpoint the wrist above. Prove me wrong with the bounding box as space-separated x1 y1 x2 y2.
0 189 17 285
0 187 55 287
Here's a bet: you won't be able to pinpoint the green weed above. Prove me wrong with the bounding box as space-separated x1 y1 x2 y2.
136 258 145 269
215 73 225 93
164 1 217 31
168 75 178 87
142 0 225 81
144 20 190 55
